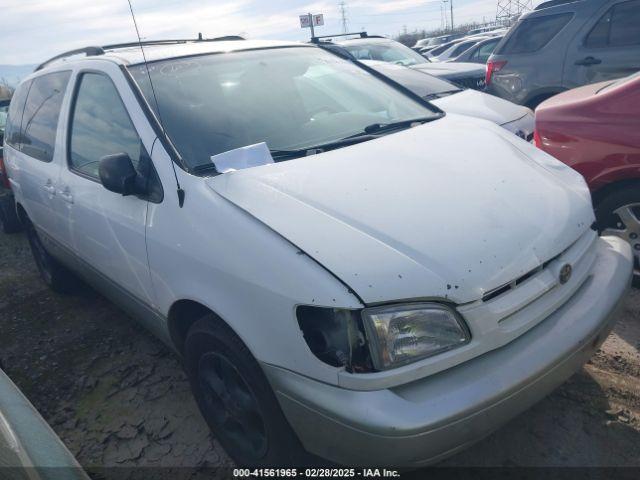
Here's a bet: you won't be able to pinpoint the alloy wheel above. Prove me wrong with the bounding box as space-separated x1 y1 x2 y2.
602 202 640 274
198 352 268 459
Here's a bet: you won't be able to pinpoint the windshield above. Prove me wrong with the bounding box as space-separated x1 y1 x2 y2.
342 41 429 67
129 47 436 170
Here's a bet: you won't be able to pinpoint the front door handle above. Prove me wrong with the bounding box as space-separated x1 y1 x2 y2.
59 187 74 204
575 56 602 66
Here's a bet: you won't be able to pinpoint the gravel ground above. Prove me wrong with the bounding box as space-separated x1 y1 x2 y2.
0 230 639 474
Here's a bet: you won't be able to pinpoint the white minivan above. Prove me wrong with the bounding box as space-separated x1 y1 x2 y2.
2 38 633 467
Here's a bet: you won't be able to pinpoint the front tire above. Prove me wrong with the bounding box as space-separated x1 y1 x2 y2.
185 316 306 466
595 186 640 283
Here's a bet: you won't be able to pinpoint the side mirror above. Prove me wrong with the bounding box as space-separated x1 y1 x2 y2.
98 153 142 196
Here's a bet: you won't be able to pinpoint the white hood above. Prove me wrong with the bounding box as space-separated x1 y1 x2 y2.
431 89 531 125
207 115 594 305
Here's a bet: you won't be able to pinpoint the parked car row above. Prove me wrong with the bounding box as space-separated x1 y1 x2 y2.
313 33 487 90
1 33 634 469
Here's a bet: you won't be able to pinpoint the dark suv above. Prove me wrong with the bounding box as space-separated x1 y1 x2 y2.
486 0 640 107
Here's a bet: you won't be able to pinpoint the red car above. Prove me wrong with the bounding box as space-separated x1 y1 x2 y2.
535 72 640 274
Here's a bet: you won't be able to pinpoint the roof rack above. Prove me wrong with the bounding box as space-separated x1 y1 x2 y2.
35 35 245 72
534 0 581 10
311 32 374 43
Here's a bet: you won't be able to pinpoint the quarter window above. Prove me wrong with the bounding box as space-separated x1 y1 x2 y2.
20 72 71 162
499 13 573 54
587 0 640 48
4 80 31 149
69 73 146 179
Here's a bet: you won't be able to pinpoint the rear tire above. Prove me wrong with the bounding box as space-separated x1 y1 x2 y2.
184 316 307 467
595 186 640 286
24 217 78 293
0 194 22 234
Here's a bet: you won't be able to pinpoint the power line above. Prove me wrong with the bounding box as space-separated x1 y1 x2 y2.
339 1 349 34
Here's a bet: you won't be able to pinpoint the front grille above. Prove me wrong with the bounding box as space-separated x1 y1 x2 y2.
451 76 486 91
482 254 559 303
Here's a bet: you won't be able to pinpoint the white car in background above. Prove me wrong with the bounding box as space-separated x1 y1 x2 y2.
3 39 633 467
362 60 534 140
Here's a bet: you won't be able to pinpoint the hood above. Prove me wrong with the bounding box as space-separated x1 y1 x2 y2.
431 89 531 125
412 62 484 78
206 114 594 305
537 81 608 111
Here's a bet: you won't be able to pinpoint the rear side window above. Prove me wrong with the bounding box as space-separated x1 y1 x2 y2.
473 39 500 63
499 13 573 54
69 73 145 179
4 80 31 149
20 71 71 162
586 0 640 48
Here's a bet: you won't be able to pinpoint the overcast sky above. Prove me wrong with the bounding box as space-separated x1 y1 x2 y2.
0 0 540 65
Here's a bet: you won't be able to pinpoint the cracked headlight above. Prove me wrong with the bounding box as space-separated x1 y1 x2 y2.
362 303 470 370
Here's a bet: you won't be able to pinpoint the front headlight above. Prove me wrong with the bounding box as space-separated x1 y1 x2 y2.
362 303 470 370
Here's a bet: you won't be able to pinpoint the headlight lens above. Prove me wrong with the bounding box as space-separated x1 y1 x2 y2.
362 303 470 370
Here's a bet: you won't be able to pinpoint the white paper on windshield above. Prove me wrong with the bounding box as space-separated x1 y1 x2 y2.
211 142 274 173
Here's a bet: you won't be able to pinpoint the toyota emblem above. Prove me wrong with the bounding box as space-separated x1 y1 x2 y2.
559 264 573 285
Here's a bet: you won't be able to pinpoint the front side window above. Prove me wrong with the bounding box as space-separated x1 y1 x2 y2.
20 72 71 162
451 41 476 58
342 41 429 66
499 13 573 54
586 0 640 48
129 47 437 170
69 73 145 179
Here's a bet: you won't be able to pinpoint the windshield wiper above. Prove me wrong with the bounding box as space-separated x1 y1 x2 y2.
360 116 439 135
423 90 461 101
270 134 378 160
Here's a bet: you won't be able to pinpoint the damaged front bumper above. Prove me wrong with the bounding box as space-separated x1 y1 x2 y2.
263 236 632 466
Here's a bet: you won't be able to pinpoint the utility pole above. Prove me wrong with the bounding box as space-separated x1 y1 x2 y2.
450 0 454 32
339 1 348 34
308 13 315 39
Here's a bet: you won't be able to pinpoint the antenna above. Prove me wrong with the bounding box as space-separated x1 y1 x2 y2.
126 0 185 208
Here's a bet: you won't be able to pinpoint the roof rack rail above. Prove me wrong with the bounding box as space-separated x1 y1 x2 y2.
311 32 370 43
34 35 245 72
102 35 245 51
35 46 105 71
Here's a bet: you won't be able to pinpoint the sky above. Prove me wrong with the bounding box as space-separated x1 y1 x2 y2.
0 0 541 66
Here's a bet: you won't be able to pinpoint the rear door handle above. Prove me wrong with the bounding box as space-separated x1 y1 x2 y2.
575 56 602 66
59 186 74 204
43 184 56 195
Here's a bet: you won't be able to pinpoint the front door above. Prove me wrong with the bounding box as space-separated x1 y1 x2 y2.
564 0 640 89
57 68 158 313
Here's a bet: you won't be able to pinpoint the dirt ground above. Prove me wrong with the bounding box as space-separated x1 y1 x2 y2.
0 230 639 473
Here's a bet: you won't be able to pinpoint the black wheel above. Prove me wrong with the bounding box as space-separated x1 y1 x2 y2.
0 194 22 234
185 316 307 466
595 186 640 283
25 218 77 293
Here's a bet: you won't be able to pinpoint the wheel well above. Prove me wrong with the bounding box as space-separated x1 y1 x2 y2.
167 300 219 355
592 179 640 208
